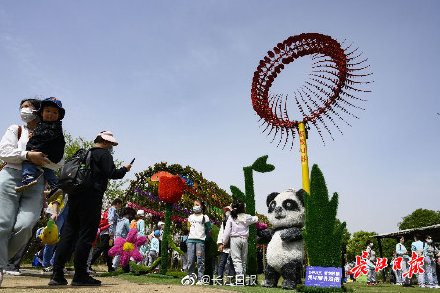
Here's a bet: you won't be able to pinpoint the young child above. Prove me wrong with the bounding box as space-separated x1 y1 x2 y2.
148 230 160 267
217 206 235 283
187 199 211 285
112 207 135 270
15 97 65 201
222 199 258 278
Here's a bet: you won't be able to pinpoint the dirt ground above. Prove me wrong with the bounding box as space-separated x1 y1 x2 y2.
1 270 229 293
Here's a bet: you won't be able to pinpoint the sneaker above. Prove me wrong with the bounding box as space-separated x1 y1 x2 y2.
42 266 53 274
4 269 21 276
71 275 101 286
87 267 96 274
419 284 426 288
15 175 39 192
46 188 63 203
48 274 68 286
195 280 204 285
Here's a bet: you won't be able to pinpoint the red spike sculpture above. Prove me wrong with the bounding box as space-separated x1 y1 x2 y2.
251 33 372 147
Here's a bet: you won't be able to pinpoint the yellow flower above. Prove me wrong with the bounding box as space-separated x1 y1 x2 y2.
123 242 135 252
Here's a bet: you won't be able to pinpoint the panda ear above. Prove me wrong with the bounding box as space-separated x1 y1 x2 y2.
266 192 279 207
296 189 306 207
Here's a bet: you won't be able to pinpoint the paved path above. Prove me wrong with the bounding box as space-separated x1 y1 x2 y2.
1 270 229 293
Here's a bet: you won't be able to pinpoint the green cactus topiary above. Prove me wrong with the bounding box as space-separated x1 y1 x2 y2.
303 164 346 268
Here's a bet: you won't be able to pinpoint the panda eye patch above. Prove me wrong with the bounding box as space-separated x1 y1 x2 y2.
268 201 276 213
283 199 299 211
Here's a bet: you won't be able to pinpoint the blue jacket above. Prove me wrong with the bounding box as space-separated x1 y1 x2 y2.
115 217 130 239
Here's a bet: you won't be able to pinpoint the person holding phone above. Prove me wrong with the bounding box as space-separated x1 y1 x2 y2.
49 131 132 287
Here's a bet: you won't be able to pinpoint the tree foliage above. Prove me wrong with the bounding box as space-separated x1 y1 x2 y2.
398 208 440 230
346 230 398 262
346 231 376 262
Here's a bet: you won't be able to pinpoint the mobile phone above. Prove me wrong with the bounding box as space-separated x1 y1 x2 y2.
130 158 135 165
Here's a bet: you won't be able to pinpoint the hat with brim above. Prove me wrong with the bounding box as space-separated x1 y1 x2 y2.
137 210 145 216
99 131 118 146
38 97 65 120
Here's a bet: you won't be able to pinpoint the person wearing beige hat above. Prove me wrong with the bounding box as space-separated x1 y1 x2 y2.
50 131 132 287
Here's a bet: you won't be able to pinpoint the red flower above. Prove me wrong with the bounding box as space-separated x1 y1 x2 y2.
158 175 185 204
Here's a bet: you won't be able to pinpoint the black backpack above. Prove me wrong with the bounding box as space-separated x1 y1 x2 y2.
58 149 93 194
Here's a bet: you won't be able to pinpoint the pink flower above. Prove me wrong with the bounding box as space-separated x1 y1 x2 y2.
256 222 268 230
108 229 147 267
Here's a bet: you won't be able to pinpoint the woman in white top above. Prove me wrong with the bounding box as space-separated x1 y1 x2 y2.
0 98 60 287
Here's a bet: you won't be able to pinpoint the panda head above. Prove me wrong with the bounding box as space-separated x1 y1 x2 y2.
266 188 305 229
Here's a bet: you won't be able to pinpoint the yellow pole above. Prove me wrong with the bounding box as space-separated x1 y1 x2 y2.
298 122 310 194
299 122 311 267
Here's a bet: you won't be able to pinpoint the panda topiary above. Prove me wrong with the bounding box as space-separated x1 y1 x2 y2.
261 188 306 290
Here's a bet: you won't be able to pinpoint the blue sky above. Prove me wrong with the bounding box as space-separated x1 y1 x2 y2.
0 1 439 235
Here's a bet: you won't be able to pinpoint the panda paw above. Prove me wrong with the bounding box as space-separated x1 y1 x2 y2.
281 279 298 290
261 280 278 288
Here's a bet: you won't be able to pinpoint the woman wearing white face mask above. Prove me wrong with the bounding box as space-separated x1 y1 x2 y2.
216 206 236 284
0 98 53 287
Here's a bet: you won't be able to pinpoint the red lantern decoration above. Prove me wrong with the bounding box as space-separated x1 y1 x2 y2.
158 175 185 204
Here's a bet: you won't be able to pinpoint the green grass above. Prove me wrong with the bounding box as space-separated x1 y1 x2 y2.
111 273 436 293
345 282 431 292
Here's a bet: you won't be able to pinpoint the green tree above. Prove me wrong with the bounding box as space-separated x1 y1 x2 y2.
346 231 376 262
398 208 440 230
64 133 94 159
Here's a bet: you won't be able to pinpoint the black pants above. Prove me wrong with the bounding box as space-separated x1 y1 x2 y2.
53 191 102 277
90 234 113 270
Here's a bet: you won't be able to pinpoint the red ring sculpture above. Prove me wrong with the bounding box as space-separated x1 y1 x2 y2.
251 33 371 147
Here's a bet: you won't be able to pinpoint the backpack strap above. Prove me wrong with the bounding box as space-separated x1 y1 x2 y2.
0 126 23 172
17 125 22 140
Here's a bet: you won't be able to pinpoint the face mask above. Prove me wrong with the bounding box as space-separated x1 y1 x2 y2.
20 107 36 123
193 206 201 213
427 239 433 244
370 243 374 247
108 146 114 153
225 211 231 218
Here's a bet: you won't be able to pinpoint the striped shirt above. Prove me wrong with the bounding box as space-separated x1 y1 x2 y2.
222 213 258 245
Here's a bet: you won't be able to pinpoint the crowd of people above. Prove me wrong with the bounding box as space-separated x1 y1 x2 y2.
0 97 259 287
344 235 440 288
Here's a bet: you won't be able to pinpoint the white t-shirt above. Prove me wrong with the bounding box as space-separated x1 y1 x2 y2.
0 124 63 170
188 214 209 241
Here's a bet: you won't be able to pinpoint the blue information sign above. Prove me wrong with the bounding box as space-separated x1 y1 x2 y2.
305 266 342 288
